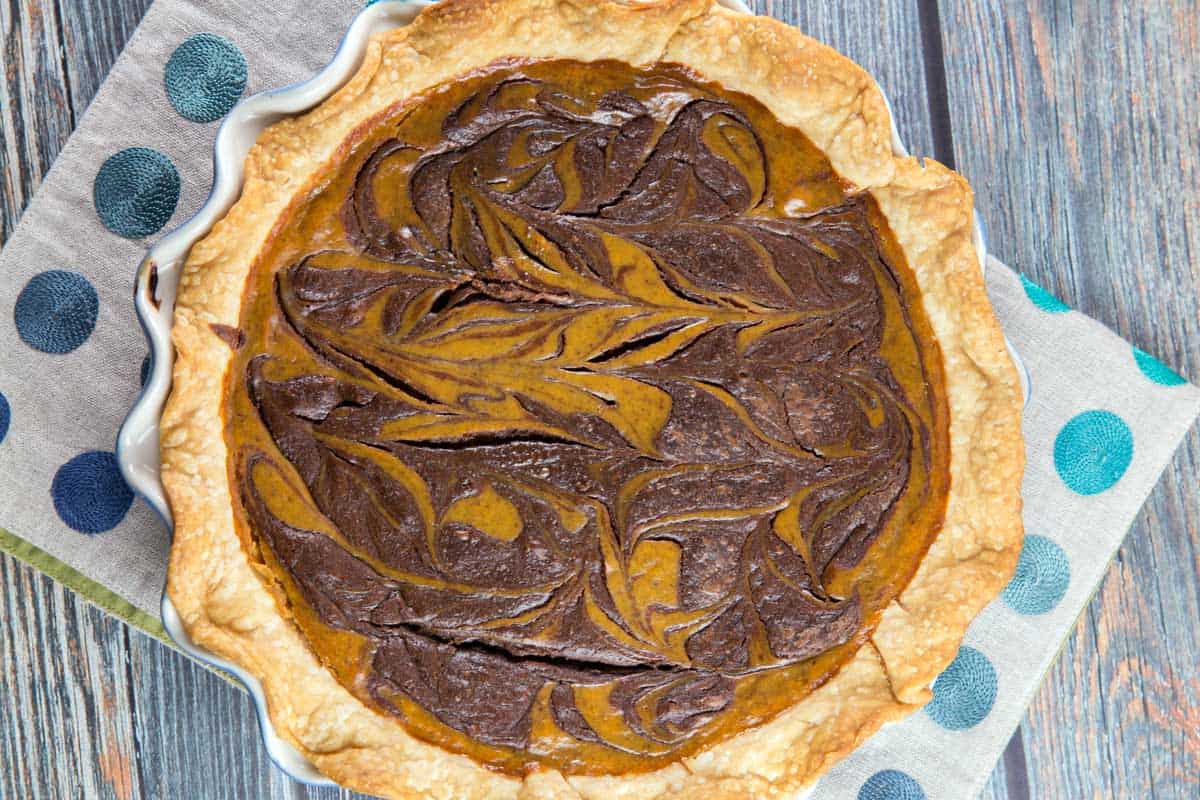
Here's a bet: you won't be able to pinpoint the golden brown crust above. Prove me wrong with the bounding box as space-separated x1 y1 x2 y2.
160 0 1024 797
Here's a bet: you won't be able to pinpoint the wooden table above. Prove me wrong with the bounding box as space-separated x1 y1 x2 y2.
3 1 1197 797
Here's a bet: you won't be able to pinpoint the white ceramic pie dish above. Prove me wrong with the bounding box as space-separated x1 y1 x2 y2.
116 0 1026 788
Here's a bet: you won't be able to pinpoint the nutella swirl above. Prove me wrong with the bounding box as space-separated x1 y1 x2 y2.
227 59 948 772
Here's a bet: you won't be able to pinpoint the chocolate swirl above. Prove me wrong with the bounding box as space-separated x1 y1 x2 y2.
228 59 948 772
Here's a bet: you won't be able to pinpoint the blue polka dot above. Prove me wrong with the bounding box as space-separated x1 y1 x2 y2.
1133 347 1186 386
140 354 152 387
164 33 247 123
859 769 925 800
94 148 180 238
1054 410 1133 495
0 392 9 444
1019 273 1070 313
1003 535 1070 615
926 646 997 730
51 451 134 535
14 270 99 354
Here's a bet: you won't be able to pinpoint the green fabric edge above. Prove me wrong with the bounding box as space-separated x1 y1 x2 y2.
0 525 168 640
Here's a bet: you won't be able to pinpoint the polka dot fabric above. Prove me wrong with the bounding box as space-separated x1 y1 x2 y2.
165 34 248 123
1054 410 1134 495
14 270 99 353
1003 535 1070 615
8 16 251 559
858 770 926 800
0 391 9 444
51 451 134 535
1133 346 1187 386
94 147 181 238
926 646 998 730
1019 273 1070 313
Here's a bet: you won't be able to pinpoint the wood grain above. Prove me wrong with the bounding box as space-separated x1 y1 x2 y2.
54 0 152 116
0 552 141 800
1 0 75 243
1 0 1196 797
937 0 1200 797
125 630 355 799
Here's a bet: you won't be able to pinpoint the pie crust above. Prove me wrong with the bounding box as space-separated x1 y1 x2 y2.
160 0 1025 797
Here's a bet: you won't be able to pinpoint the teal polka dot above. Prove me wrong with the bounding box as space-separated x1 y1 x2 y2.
1133 347 1186 386
1002 535 1070 615
14 270 99 353
0 391 9 444
1054 410 1133 495
1019 273 1070 313
859 770 925 800
94 148 180 238
926 646 997 730
164 33 247 123
140 354 152 387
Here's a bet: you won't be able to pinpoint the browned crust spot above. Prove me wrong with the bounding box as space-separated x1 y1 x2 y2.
160 1 1024 797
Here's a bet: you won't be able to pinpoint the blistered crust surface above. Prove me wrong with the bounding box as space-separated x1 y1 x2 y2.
160 0 1024 797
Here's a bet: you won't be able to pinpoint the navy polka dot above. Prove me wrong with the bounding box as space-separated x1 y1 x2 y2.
0 391 9 444
859 769 925 800
926 646 997 730
164 33 248 123
51 451 134 534
1019 273 1070 313
1054 410 1133 495
1003 535 1070 615
14 270 99 353
94 148 180 238
140 354 152 387
1132 346 1186 386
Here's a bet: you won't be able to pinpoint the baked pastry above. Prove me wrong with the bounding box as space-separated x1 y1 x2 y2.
160 0 1024 797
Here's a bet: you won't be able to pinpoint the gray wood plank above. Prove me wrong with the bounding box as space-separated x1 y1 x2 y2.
0 0 76 242
125 624 365 799
977 766 1011 800
936 1 1200 797
0 553 143 800
54 0 154 114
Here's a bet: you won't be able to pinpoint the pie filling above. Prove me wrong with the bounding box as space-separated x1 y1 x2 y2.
224 58 949 774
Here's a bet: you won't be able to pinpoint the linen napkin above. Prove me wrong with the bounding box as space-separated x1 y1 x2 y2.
0 1 1196 797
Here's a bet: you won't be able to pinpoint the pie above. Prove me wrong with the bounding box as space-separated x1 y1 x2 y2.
160 0 1024 797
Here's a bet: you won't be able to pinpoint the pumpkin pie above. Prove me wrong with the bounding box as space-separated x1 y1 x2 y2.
161 1 1024 797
